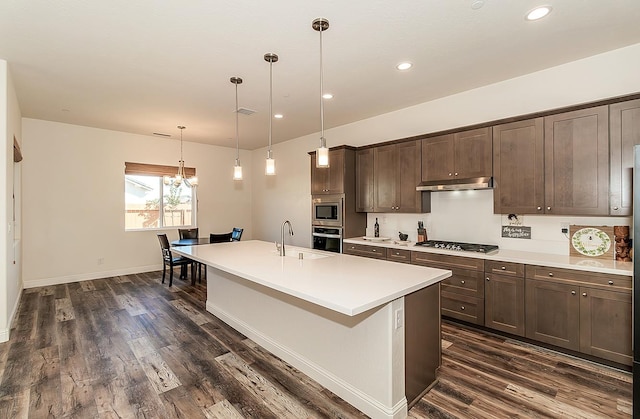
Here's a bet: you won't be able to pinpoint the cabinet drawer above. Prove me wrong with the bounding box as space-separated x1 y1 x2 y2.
343 243 386 260
441 269 485 298
386 248 411 263
441 291 484 325
485 260 524 277
525 265 631 291
411 252 484 272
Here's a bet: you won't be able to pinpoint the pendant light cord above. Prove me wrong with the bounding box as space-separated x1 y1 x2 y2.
268 59 273 155
235 82 240 162
319 24 325 147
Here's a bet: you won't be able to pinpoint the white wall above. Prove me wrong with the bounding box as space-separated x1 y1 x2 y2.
1 60 23 342
21 119 252 287
250 43 640 255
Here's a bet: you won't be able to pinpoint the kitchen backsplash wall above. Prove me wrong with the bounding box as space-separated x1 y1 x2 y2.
366 189 632 256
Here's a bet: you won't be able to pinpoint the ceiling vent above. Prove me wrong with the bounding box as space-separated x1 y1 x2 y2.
152 132 171 137
236 107 257 116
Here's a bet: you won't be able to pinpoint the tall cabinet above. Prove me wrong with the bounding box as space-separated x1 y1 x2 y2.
610 99 640 216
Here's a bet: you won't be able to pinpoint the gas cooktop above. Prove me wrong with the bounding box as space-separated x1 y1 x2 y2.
414 240 499 254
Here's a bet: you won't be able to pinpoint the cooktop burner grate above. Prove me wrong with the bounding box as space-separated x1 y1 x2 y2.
414 240 499 254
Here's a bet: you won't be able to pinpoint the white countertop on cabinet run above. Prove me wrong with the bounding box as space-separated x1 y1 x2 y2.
172 240 451 316
344 237 633 276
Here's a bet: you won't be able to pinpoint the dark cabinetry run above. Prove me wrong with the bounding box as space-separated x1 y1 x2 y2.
343 242 386 259
484 260 525 336
373 140 426 213
355 148 374 212
525 265 631 365
421 127 492 182
610 99 640 216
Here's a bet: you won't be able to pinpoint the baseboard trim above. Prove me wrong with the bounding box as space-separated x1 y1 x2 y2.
206 300 408 419
0 283 24 343
23 264 163 289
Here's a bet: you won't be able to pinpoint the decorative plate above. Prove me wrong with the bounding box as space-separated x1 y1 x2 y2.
571 227 611 257
363 236 390 242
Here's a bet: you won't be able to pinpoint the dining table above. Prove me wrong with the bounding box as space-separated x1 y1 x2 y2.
170 237 211 284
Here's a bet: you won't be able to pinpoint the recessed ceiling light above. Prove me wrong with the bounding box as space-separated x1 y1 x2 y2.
396 62 413 71
274 114 283 119
526 6 552 21
322 93 333 99
470 0 484 10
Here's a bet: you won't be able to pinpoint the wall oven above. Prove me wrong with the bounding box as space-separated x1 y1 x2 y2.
312 195 343 227
312 227 343 253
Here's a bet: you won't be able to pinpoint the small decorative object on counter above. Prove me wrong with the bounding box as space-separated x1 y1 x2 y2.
614 226 632 262
417 221 427 243
374 218 380 238
399 232 408 241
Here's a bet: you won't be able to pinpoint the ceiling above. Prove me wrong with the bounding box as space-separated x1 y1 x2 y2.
2 1 640 150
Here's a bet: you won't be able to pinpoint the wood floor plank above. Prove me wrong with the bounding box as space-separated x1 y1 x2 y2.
168 299 211 325
204 399 245 419
54 297 75 322
0 388 30 419
138 351 182 394
29 345 63 418
115 293 148 317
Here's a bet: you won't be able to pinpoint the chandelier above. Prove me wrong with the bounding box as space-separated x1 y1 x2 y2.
163 125 198 187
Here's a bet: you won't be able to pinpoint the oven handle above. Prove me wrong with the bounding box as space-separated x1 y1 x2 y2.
312 233 342 239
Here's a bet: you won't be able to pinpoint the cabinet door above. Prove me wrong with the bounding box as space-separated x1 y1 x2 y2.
485 274 525 336
373 144 398 212
610 99 640 216
544 106 609 215
579 287 632 365
525 279 580 351
327 149 345 194
356 148 374 212
397 140 422 212
421 134 454 182
310 153 329 194
493 118 545 214
454 127 492 179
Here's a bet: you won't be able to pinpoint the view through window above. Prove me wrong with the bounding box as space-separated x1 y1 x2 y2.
125 168 195 230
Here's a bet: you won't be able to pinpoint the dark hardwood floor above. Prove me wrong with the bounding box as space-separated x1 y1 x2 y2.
0 271 632 418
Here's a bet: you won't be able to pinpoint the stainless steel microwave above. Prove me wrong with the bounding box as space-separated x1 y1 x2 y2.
312 195 343 227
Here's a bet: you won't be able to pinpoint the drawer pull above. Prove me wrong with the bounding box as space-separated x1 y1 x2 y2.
571 291 576 295
548 272 554 277
608 280 614 285
501 266 506 270
460 306 465 310
372 249 377 252
486 277 490 281
460 280 465 284
613 206 619 211
582 292 587 297
537 206 542 211
547 206 551 211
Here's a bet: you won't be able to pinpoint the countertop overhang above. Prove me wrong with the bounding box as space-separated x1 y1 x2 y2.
344 237 633 276
172 240 451 316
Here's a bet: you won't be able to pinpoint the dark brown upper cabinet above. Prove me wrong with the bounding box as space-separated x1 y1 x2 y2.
493 118 545 214
421 127 492 182
544 106 609 216
373 140 426 213
311 148 345 195
355 148 374 212
610 99 640 216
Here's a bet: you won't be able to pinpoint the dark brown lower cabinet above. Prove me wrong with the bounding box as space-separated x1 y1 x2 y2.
485 273 525 336
525 279 580 350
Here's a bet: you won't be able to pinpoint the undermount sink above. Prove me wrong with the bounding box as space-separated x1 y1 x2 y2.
273 248 331 260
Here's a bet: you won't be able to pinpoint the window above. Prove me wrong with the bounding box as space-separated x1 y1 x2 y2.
124 162 196 230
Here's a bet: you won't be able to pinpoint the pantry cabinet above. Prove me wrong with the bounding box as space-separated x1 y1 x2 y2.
610 99 640 216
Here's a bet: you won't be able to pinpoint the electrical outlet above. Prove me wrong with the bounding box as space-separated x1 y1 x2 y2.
560 223 569 234
394 309 403 329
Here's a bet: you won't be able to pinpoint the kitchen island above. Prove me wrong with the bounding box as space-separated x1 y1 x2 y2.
172 240 451 419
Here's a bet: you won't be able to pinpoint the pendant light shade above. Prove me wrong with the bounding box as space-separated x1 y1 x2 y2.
313 18 330 168
231 76 243 181
264 52 278 176
163 125 198 187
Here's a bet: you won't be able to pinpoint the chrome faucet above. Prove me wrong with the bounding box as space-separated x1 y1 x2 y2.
280 220 294 256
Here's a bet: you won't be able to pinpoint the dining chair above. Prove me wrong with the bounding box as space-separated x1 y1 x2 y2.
157 233 192 287
210 232 233 243
178 227 201 283
231 227 243 241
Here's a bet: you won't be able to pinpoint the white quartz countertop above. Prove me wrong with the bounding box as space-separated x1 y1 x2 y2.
172 240 451 316
344 237 633 276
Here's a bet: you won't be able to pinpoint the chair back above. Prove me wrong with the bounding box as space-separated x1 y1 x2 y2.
157 233 172 262
179 228 199 239
210 232 233 243
231 227 243 241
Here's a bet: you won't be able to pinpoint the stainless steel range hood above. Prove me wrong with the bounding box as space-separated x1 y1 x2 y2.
416 177 493 192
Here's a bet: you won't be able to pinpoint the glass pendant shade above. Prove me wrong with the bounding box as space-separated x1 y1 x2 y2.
265 155 276 175
316 144 329 167
233 161 243 180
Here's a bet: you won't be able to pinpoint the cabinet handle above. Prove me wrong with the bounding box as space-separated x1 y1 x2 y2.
608 280 614 285
460 306 465 310
547 206 551 211
486 277 490 281
501 266 506 270
571 291 576 295
613 206 619 211
372 249 377 252
460 280 465 284
582 292 587 297
448 173 452 177
454 172 458 176
548 272 554 277
537 206 542 211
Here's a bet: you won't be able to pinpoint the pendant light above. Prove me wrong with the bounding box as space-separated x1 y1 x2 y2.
231 76 243 180
264 53 278 176
163 125 198 187
313 18 330 168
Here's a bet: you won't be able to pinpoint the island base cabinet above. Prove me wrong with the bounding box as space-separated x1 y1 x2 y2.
525 279 580 351
579 288 632 366
485 274 525 337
